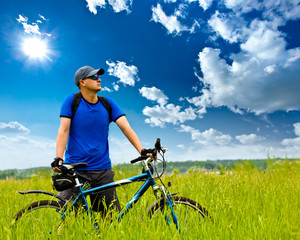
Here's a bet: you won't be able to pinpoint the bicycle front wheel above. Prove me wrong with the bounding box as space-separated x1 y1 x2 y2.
11 200 63 237
146 196 210 232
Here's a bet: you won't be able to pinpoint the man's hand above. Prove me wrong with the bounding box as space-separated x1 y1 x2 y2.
51 157 64 173
141 148 157 159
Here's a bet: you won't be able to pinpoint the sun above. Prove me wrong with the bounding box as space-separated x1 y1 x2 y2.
22 37 48 59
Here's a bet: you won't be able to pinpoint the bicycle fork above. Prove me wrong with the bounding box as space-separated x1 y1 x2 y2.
152 185 181 231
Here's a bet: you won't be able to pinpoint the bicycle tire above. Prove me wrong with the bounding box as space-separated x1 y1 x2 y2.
12 200 61 222
11 200 63 236
146 196 210 231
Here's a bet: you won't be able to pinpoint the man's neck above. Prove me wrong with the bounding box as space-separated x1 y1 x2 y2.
80 90 99 104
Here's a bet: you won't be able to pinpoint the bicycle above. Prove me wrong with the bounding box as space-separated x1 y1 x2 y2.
11 138 211 236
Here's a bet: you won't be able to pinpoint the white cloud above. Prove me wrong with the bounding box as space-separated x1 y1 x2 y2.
109 135 138 163
113 83 120 91
167 141 300 162
164 0 177 3
189 0 299 116
0 135 53 149
294 123 300 137
225 0 300 22
282 137 300 146
186 0 214 11
208 11 293 54
178 124 232 145
173 123 300 161
271 0 300 21
85 0 132 14
236 133 265 144
199 0 213 11
108 0 132 13
0 134 55 170
142 104 197 128
86 0 106 14
192 45 300 115
223 0 300 20
281 123 300 146
185 94 208 116
17 15 41 35
0 121 30 135
177 144 185 149
186 95 207 109
264 64 276 74
240 20 287 61
208 11 245 43
140 86 197 127
151 3 199 35
224 0 262 13
106 60 140 87
139 87 169 106
38 14 46 21
208 0 300 45
16 14 52 37
101 86 113 92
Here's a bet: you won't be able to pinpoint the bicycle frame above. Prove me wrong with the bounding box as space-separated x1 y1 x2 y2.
64 169 152 216
58 166 137 210
59 161 179 229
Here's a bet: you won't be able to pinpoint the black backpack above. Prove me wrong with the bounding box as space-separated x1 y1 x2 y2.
71 92 112 122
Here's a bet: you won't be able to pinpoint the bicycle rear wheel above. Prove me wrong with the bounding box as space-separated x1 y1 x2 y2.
146 196 210 232
12 200 63 237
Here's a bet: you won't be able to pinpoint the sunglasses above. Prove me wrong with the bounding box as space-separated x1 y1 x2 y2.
85 75 100 80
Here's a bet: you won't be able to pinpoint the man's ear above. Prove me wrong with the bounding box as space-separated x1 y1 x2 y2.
80 79 85 86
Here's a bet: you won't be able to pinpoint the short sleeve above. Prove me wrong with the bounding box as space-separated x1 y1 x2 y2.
60 94 74 118
105 97 125 122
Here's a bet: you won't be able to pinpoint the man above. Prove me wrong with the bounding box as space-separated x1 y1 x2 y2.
51 65 145 213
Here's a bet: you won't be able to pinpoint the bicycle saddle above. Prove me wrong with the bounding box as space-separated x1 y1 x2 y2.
59 162 89 171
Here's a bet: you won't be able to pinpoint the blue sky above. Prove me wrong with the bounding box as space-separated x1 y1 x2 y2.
0 0 300 170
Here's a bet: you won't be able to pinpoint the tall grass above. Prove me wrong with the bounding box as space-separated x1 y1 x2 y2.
1 160 299 239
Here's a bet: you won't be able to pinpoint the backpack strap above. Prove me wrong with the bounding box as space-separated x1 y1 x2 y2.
71 92 82 119
98 96 112 123
71 92 112 122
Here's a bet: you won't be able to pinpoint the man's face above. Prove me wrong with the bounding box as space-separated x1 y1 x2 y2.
81 75 102 91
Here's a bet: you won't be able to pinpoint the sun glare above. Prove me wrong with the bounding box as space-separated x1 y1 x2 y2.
22 37 48 59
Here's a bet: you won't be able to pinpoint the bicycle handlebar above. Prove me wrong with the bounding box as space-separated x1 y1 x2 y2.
130 138 164 164
130 156 148 164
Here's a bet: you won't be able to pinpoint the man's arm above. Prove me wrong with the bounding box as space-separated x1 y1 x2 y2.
115 115 143 154
53 117 71 172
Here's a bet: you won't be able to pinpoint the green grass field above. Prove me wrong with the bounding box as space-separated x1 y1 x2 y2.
1 160 299 240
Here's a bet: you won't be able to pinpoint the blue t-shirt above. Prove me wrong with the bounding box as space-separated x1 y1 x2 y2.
60 93 125 170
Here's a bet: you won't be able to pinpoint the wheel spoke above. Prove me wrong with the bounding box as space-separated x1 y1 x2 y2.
146 196 209 232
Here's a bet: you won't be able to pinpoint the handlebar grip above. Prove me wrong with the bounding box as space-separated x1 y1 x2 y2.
130 156 147 164
131 138 163 164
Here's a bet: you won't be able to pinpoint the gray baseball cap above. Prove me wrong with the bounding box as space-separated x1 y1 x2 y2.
74 66 105 86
